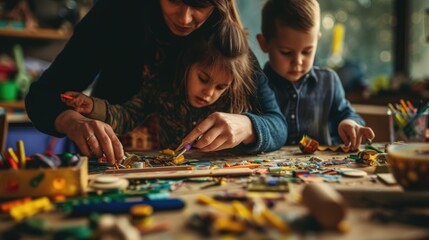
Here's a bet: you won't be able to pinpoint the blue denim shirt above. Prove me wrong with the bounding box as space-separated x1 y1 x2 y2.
263 64 364 145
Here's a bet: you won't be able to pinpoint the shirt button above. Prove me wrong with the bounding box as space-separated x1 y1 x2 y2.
192 121 197 126
290 114 295 119
292 94 297 98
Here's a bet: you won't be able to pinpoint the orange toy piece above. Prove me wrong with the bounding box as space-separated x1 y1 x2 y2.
317 145 356 153
299 135 319 154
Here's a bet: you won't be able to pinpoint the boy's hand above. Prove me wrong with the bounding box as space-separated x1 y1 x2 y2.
338 119 375 150
61 91 94 114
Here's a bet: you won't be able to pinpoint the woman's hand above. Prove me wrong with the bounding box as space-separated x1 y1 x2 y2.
61 91 94 114
181 112 256 152
55 110 124 164
338 119 375 150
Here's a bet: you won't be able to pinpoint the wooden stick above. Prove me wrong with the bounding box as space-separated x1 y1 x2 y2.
105 165 194 174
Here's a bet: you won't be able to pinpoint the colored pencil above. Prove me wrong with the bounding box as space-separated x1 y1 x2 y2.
60 94 74 100
223 163 262 169
105 165 194 174
17 140 26 169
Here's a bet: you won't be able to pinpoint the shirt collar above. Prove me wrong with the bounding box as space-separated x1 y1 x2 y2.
263 63 318 84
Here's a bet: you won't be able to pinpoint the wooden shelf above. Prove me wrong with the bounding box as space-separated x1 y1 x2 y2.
0 28 71 40
0 101 29 123
7 112 30 123
0 100 25 111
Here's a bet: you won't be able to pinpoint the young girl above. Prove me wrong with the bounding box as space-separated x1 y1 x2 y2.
62 19 287 152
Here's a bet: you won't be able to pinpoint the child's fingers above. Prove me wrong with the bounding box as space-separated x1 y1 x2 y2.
61 93 93 114
355 133 363 149
182 122 211 149
364 127 375 141
338 127 351 147
340 125 359 150
358 127 375 142
348 128 358 150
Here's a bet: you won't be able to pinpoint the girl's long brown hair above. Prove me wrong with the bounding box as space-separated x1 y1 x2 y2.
178 17 256 113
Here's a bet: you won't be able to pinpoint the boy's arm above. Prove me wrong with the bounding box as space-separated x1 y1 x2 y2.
241 71 288 154
329 72 365 143
330 75 364 125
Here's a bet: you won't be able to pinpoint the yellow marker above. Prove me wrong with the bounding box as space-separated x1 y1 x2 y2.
262 208 289 233
232 200 252 222
388 103 406 127
251 198 266 226
197 195 234 215
7 148 19 164
17 140 26 168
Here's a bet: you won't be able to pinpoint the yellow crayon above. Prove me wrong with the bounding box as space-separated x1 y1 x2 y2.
7 148 18 164
17 140 26 168
197 195 234 215
232 200 252 222
262 208 289 233
388 103 406 127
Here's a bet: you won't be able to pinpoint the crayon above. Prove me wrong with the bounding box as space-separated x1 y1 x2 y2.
388 103 406 127
60 94 74 100
262 208 289 233
406 100 416 113
224 164 261 169
399 99 410 113
7 148 18 164
105 165 194 174
17 140 26 168
197 195 234 215
232 200 252 222
3 150 18 169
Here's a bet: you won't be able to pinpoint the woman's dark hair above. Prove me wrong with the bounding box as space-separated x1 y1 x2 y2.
182 0 244 30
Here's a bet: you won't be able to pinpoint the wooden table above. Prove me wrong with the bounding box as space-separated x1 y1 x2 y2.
140 146 429 240
1 145 429 239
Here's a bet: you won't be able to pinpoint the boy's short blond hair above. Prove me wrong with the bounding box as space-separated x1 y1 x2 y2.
261 0 320 41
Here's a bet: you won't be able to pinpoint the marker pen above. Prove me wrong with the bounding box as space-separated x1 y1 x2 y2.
69 198 185 217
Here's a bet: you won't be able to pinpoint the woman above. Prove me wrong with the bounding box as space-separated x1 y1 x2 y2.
25 0 287 164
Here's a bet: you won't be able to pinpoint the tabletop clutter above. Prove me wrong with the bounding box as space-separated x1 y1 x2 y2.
0 137 428 239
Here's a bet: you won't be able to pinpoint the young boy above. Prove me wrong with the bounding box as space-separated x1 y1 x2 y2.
256 0 374 150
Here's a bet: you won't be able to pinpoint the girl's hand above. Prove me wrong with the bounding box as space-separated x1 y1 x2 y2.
338 119 375 150
61 91 94 114
55 110 124 165
182 112 256 152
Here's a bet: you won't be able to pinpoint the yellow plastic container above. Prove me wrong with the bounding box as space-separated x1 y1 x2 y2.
0 157 88 198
